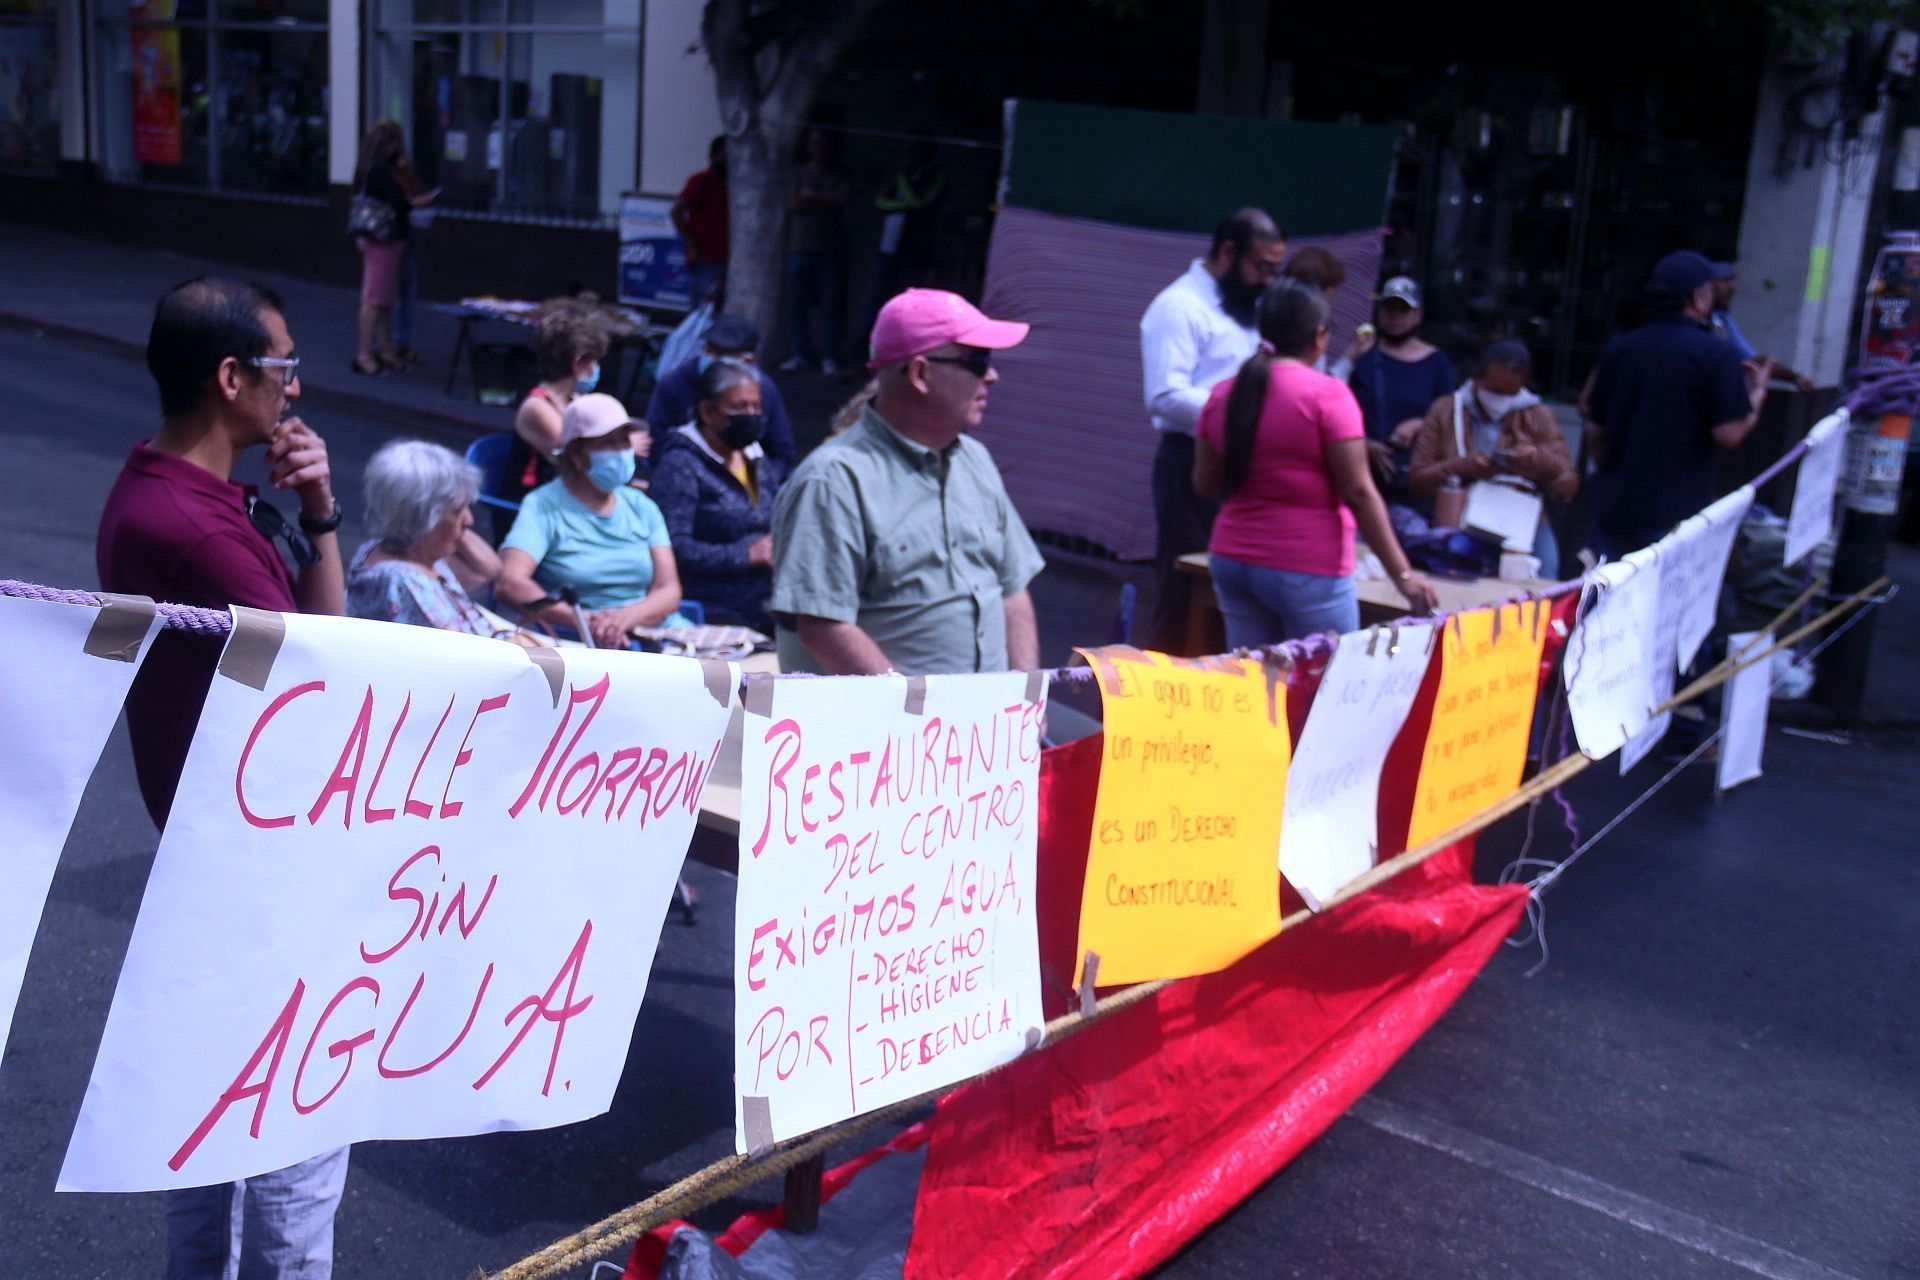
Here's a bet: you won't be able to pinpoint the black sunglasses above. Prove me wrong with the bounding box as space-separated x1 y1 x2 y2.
247 495 319 570
919 350 994 379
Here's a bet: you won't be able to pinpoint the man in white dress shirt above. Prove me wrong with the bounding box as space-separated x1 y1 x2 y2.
1139 207 1285 650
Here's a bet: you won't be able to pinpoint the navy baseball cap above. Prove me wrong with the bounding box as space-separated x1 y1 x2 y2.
704 314 760 354
1650 251 1734 295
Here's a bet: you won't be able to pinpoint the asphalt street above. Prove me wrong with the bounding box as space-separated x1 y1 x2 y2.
0 320 1914 1278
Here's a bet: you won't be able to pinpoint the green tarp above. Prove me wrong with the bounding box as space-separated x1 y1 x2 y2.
1002 99 1397 237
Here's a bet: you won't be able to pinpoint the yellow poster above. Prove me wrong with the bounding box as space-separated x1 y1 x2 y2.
1073 648 1290 988
1406 604 1547 849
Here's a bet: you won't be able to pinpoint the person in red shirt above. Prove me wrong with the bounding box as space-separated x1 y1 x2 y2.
672 135 729 303
95 278 349 1278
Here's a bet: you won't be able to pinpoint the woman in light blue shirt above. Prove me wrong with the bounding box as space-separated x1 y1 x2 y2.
496 392 686 646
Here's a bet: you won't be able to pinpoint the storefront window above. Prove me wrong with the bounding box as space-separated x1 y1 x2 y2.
0 0 61 172
94 0 327 197
372 0 640 224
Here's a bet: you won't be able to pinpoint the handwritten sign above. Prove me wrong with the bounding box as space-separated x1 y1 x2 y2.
1786 415 1847 567
1075 650 1289 987
1671 488 1752 672
61 613 734 1192
1564 556 1660 759
1280 623 1434 910
1717 630 1770 792
1406 605 1547 849
0 595 159 1067
732 672 1046 1150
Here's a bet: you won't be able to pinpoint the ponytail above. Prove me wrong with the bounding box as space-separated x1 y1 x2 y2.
1220 352 1271 497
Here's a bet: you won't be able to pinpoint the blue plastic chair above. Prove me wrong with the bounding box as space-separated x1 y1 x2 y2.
465 433 522 516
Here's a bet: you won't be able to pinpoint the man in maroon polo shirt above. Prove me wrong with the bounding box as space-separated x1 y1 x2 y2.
96 278 349 1279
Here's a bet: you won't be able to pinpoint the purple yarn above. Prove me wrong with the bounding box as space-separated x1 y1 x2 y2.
2 579 234 634
1845 366 1920 418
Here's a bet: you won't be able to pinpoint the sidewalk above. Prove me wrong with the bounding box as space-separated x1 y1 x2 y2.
0 221 534 435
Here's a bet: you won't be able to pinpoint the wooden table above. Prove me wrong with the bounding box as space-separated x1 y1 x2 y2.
1174 551 1551 655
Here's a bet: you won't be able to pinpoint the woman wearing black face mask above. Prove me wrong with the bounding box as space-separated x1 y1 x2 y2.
648 357 784 632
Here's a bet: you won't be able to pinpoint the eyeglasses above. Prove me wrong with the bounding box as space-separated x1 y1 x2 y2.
246 495 319 569
920 350 994 379
248 354 302 384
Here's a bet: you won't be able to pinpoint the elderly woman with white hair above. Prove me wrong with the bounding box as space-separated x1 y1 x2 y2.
347 438 503 632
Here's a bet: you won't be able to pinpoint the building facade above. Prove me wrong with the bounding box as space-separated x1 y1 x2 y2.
1 0 721 299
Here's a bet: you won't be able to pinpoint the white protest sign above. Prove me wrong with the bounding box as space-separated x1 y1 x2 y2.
1564 554 1661 759
1717 630 1770 792
61 612 734 1191
734 672 1046 1151
1786 415 1847 567
1672 488 1752 672
0 594 160 1067
1279 622 1434 910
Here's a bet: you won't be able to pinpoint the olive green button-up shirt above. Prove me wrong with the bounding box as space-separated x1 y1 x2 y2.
769 406 1046 675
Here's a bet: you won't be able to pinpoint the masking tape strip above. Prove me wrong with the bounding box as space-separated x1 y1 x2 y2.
903 674 928 715
743 675 776 718
525 646 566 707
217 607 286 690
1077 951 1101 1017
741 1095 775 1160
698 658 734 709
1024 669 1047 704
83 592 156 663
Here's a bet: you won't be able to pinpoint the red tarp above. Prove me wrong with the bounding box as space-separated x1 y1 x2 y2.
631 599 1570 1279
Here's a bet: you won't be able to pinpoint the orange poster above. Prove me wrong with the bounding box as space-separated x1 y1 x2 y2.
1405 603 1547 850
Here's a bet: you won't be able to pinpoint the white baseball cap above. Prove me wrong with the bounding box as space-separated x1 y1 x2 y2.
556 392 643 452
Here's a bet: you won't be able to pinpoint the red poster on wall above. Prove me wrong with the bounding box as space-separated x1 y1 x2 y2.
130 0 181 166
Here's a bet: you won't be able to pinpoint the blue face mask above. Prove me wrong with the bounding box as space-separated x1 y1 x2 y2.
576 362 601 394
584 447 636 494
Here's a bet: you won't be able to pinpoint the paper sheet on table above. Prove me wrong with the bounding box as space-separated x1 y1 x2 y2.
1406 604 1547 850
0 595 160 1069
732 672 1046 1150
1463 480 1543 550
1073 650 1290 987
1280 623 1434 909
62 613 733 1191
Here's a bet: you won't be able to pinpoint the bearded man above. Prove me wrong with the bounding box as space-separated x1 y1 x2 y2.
1138 207 1285 650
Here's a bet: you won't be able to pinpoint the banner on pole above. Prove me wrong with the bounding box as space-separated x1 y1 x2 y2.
0 595 160 1069
732 672 1047 1151
1280 623 1434 909
1406 605 1546 849
1717 631 1771 792
61 614 734 1192
1786 416 1847 567
1565 555 1661 760
1074 650 1290 987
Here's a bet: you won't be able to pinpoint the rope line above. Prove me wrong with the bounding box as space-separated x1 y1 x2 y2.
478 573 1891 1280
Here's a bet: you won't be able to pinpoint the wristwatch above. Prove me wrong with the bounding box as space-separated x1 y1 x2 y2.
298 498 344 536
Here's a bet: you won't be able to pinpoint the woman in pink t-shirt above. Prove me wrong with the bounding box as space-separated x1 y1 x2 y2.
1194 278 1438 646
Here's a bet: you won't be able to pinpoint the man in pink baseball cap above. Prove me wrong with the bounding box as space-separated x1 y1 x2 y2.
768 289 1045 676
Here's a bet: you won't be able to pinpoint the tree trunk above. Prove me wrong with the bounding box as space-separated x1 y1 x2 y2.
703 0 885 360
721 116 798 363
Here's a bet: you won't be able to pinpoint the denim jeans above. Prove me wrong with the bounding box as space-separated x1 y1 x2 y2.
1210 553 1359 647
165 1147 350 1280
785 250 844 364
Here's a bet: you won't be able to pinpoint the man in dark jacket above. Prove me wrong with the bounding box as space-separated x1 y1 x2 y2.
1586 250 1773 558
645 314 797 467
